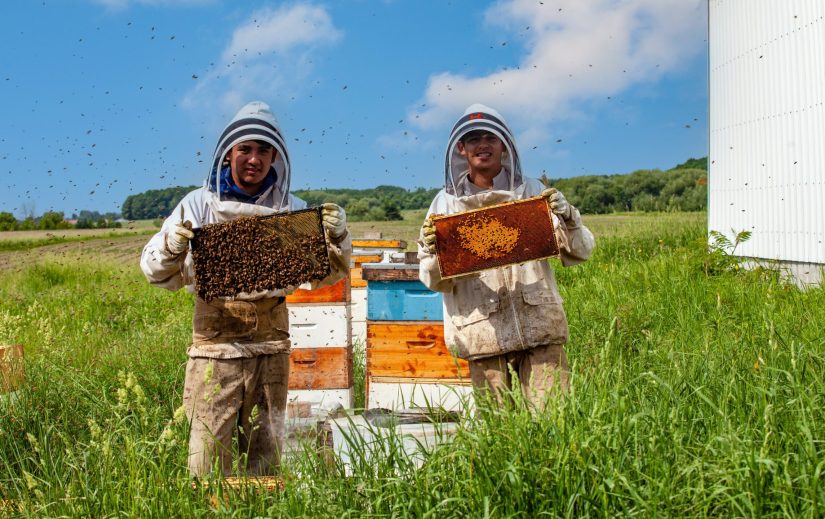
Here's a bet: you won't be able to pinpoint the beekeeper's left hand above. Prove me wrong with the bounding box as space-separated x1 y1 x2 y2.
321 203 348 242
541 187 572 220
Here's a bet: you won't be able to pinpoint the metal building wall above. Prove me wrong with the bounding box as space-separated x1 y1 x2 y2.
708 0 825 284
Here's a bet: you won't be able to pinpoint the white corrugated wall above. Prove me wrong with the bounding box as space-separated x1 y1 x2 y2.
709 0 825 274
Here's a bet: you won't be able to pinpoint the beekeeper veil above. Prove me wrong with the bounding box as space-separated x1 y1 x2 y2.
444 104 523 196
205 101 291 208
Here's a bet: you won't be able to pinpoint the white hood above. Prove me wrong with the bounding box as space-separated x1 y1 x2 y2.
443 103 524 196
205 101 291 208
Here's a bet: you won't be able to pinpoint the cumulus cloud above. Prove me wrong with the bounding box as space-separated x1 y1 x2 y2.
409 0 706 139
183 3 342 113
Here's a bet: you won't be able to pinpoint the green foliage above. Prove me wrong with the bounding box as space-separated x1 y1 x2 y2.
37 211 70 230
672 156 708 170
543 166 708 214
74 210 122 229
118 156 708 221
122 186 197 220
0 212 16 231
293 185 440 222
705 229 754 275
1 213 823 516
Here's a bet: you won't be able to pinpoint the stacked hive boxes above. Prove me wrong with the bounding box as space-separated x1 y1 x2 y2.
363 263 473 411
349 237 407 346
285 276 352 419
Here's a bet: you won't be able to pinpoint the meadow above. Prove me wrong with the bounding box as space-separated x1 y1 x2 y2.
0 211 823 517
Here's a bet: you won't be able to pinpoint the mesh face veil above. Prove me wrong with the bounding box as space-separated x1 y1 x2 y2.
444 104 523 196
206 101 291 207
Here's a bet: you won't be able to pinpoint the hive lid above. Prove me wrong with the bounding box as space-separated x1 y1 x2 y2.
432 196 559 278
190 207 331 300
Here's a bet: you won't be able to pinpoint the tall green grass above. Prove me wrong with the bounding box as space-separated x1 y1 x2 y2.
0 213 823 517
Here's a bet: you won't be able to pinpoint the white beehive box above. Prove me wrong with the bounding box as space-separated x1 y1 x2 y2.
288 303 350 349
326 414 459 475
367 381 473 412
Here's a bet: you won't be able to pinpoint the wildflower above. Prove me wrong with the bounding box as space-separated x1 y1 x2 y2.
25 433 40 456
23 471 38 491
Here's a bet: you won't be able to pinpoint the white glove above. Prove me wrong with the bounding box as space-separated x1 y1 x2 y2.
321 203 348 242
164 222 194 257
421 216 437 254
541 188 571 220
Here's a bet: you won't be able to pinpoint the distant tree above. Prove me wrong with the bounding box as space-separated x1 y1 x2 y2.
382 200 403 221
122 186 196 220
671 157 707 170
0 212 17 231
38 211 69 230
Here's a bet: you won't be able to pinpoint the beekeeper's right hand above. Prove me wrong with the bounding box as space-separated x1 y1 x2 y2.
164 222 194 257
421 216 437 254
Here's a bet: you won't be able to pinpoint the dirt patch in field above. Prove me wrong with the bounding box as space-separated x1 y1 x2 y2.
0 235 148 272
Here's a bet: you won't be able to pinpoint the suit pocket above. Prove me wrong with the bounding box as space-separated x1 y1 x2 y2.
520 286 568 345
449 277 500 328
450 300 499 328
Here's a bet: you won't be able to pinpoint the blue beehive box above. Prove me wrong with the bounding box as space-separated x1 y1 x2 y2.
367 280 443 321
363 258 444 323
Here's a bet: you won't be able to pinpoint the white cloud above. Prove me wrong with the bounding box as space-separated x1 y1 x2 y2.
183 3 342 113
223 4 341 62
410 0 706 138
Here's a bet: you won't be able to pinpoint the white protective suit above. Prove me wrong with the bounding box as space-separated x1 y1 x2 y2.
418 104 595 362
140 101 351 476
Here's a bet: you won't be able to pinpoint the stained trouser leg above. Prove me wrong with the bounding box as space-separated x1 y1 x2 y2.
468 353 514 407
518 343 570 412
183 358 244 477
238 353 290 476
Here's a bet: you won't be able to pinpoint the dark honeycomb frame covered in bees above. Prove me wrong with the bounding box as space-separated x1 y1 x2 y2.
432 196 559 279
190 208 331 300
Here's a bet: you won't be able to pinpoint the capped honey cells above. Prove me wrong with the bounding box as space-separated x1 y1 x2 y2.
191 211 330 301
455 213 521 259
431 196 560 278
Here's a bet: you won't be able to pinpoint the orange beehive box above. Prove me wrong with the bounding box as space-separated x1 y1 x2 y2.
432 196 559 278
0 344 24 394
352 239 406 250
350 254 383 288
288 346 352 390
366 322 470 380
285 276 350 304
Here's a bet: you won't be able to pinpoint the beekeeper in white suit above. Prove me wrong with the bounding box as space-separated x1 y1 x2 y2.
418 104 594 410
141 101 351 477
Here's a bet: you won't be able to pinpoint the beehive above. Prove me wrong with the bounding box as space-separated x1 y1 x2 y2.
325 413 460 475
349 234 405 345
432 196 559 278
0 344 23 395
350 254 382 346
363 264 472 411
190 209 330 300
351 237 407 257
285 272 353 424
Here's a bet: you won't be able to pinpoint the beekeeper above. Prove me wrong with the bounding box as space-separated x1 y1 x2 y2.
140 101 351 477
418 104 594 410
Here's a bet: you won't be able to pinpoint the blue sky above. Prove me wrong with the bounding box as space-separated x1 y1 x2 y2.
1 0 708 218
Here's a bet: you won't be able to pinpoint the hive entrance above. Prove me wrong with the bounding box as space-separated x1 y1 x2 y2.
191 208 330 300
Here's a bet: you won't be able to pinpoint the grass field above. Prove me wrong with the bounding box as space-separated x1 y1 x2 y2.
0 211 823 517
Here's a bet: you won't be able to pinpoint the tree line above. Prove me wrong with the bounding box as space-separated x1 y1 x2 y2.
1 158 707 229
544 158 707 214
0 210 122 232
119 158 706 221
